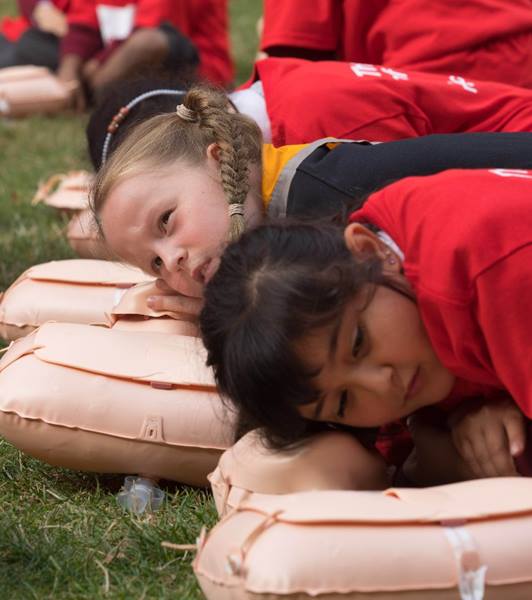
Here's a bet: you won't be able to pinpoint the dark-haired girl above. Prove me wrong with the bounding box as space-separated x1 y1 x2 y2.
200 168 532 482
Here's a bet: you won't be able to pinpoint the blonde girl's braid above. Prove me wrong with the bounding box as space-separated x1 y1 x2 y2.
179 86 262 241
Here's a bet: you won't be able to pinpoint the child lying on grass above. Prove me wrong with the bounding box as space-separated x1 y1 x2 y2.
90 82 532 320
200 168 532 485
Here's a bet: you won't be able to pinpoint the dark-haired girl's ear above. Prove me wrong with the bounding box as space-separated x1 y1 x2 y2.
344 223 402 274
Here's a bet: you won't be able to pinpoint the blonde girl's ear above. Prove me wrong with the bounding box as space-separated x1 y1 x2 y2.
205 143 223 181
206 142 221 162
344 222 402 274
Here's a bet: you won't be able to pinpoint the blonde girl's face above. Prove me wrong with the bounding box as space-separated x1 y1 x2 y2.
100 152 233 298
297 224 456 428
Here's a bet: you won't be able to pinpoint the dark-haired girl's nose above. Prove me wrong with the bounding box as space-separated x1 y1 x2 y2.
352 363 396 397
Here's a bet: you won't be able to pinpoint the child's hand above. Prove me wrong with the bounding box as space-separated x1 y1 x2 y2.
449 400 525 478
403 411 476 486
33 1 68 37
146 279 203 318
57 56 86 111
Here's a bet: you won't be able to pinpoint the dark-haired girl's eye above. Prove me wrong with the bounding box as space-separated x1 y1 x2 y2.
352 326 365 358
160 210 173 233
152 256 163 273
336 390 348 418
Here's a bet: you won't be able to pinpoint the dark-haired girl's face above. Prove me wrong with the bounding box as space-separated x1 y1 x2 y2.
297 284 455 428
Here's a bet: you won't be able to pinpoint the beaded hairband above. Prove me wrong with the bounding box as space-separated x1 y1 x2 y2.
101 88 186 165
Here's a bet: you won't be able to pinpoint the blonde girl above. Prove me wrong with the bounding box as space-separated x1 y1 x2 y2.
92 85 532 317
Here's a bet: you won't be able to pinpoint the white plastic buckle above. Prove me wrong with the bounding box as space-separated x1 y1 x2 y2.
442 520 487 600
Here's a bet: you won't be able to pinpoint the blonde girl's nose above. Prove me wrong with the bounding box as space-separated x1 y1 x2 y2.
160 244 188 273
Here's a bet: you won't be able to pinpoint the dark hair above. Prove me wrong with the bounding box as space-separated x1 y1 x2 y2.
86 75 196 170
200 219 405 448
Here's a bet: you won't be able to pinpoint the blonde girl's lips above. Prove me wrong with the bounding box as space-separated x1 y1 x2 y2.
191 260 208 284
203 257 221 283
192 257 220 284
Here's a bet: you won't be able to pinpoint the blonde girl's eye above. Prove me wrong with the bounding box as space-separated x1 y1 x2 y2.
160 210 173 233
151 256 163 273
336 390 348 418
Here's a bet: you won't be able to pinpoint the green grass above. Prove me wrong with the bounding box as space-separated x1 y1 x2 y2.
0 1 261 597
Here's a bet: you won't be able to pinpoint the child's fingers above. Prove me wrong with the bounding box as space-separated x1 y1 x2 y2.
456 438 484 478
146 293 203 317
155 278 174 293
480 427 517 477
156 275 204 299
503 410 526 457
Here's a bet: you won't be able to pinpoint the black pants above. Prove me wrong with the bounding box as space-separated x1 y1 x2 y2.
0 29 59 71
286 132 532 219
0 33 17 69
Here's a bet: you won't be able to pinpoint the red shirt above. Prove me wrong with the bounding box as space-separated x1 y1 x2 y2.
261 0 532 88
61 0 232 86
253 58 532 147
350 168 532 417
184 0 233 87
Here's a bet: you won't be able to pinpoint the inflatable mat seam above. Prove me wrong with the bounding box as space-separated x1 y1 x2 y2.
0 409 229 450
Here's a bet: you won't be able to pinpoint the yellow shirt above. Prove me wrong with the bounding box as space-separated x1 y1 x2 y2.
261 143 308 210
261 141 341 212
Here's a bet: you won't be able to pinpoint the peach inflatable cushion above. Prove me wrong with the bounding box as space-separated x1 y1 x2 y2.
0 259 153 340
0 65 70 117
209 429 391 516
29 171 105 258
0 322 235 484
195 477 532 599
66 208 108 259
32 171 92 212
110 279 199 336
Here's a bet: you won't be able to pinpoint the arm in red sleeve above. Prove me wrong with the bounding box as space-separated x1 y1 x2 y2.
60 24 102 60
476 244 532 418
18 0 40 22
59 0 100 60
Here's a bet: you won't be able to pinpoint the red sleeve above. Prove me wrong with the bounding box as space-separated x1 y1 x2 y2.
133 0 183 29
60 26 102 60
60 0 101 59
65 0 97 28
260 0 340 53
184 0 233 86
476 245 532 418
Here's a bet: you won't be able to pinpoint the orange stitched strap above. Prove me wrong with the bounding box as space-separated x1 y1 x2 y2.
219 469 232 516
226 510 283 576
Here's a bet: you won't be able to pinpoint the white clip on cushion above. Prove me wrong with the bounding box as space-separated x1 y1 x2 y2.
0 323 235 485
